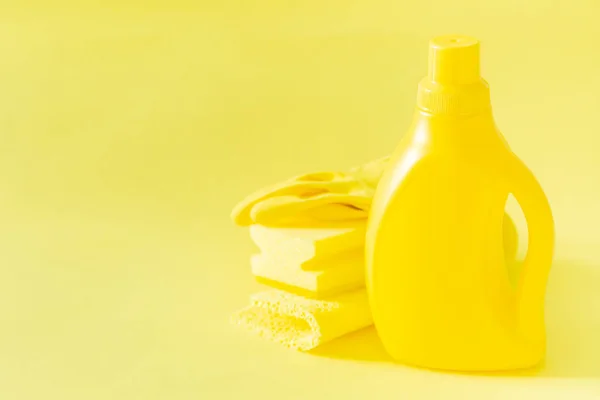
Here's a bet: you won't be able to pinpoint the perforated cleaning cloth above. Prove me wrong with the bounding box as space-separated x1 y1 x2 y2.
231 288 371 351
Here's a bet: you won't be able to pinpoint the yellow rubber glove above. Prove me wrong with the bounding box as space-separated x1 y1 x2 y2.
231 156 390 227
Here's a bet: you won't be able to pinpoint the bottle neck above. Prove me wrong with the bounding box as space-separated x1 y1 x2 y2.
416 78 491 117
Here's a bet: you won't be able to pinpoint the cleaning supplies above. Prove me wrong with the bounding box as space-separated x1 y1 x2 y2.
234 216 518 351
231 156 520 351
232 224 371 350
230 164 381 349
366 35 554 371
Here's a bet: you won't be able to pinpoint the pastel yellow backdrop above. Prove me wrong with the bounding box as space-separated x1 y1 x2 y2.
1 1 599 399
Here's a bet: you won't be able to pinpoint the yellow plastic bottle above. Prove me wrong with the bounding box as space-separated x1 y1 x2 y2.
365 35 555 371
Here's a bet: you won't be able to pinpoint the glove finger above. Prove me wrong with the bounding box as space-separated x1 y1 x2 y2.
231 175 356 226
250 193 371 226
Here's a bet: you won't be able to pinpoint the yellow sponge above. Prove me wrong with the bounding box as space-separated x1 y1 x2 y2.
249 224 365 267
251 250 364 297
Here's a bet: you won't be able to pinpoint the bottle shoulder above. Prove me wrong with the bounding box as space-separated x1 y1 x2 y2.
372 140 517 207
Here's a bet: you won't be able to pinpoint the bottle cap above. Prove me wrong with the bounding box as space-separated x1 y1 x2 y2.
417 35 491 115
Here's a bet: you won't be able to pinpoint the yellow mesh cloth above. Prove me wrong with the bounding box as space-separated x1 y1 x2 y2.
231 289 372 351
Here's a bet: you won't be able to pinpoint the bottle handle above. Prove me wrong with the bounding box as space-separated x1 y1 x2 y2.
508 158 555 344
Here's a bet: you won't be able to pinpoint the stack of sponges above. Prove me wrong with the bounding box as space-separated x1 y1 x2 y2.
229 159 390 351
232 223 373 351
250 224 365 296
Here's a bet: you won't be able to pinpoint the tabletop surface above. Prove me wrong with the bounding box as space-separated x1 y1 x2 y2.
1 2 600 399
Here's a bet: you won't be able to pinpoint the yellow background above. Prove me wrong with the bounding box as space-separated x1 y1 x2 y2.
1 1 600 399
